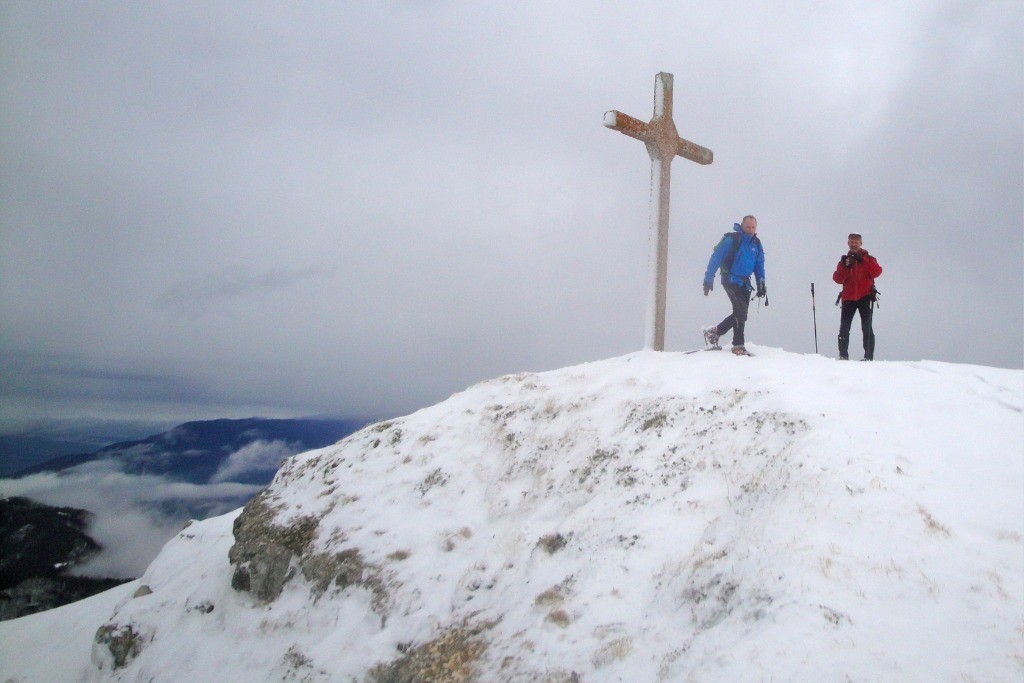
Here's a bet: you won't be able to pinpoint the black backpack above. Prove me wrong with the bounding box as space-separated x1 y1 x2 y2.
716 232 760 279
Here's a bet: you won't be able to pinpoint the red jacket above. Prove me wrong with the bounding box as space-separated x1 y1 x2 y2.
833 249 882 301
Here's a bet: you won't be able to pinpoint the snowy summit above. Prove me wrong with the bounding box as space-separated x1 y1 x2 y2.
2 348 1022 681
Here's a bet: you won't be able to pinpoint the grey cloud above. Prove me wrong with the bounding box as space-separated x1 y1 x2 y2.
154 265 336 320
0 1 1020 428
1 351 217 405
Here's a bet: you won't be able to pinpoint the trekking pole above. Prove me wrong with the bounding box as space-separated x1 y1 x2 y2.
811 283 819 354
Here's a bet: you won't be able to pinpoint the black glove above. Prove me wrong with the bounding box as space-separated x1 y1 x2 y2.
841 255 852 268
703 281 712 296
756 280 766 298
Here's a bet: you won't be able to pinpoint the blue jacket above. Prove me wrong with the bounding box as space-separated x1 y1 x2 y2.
704 223 766 290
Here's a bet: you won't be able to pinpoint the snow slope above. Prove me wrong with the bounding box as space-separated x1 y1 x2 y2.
1 348 1021 681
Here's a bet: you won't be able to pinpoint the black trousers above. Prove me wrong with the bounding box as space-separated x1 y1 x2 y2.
839 295 875 359
716 282 751 347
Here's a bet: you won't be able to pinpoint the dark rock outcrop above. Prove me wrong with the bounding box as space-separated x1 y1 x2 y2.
0 497 130 620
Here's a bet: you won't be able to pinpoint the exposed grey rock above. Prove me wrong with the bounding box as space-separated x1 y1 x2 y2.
228 490 395 614
95 622 148 670
227 491 319 602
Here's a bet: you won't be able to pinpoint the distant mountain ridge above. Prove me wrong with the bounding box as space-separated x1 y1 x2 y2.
0 435 100 477
13 417 370 485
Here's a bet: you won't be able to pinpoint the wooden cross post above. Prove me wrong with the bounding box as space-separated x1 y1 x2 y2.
604 72 713 351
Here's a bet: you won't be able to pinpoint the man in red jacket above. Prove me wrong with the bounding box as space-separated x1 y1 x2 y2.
833 233 883 360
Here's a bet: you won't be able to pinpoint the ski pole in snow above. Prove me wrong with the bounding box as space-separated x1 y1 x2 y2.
811 283 819 354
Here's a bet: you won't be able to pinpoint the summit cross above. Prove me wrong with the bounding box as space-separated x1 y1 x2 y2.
604 72 713 351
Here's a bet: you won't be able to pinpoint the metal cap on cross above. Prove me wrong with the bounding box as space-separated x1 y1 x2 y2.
605 72 713 351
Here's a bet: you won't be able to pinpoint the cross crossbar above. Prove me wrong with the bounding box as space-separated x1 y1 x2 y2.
603 111 713 165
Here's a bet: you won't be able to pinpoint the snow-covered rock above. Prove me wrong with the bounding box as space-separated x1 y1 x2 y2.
2 348 1021 681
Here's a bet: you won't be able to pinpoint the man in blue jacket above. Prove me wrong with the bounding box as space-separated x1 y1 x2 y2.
702 215 766 355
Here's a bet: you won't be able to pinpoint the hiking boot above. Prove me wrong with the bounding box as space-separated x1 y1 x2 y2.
702 325 721 350
838 354 849 360
731 346 750 356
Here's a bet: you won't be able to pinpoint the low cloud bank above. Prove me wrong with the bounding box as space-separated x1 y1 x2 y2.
209 439 298 483
2 462 263 578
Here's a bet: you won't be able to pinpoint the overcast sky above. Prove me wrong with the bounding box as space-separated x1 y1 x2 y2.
1 1 1021 429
